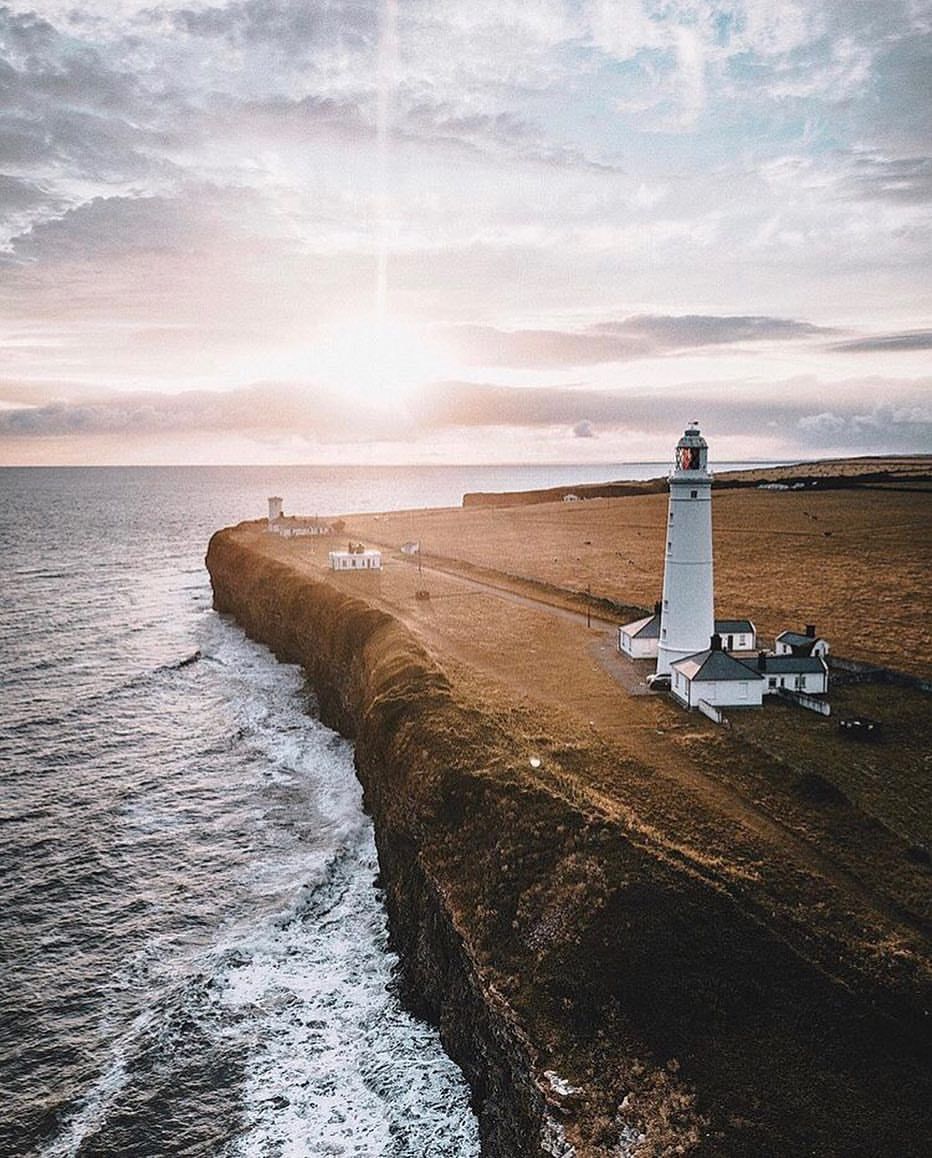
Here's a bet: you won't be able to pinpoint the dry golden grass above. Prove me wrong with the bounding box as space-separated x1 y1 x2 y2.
347 485 931 678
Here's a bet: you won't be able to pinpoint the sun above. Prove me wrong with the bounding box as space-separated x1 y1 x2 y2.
304 315 449 406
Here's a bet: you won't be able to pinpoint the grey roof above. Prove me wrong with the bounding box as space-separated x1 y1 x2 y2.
715 618 754 634
776 630 823 648
758 655 826 675
619 613 660 639
673 648 764 683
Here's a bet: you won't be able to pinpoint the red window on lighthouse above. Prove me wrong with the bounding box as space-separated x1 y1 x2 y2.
677 446 701 470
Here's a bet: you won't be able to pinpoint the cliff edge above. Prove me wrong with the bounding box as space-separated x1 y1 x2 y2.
207 526 931 1157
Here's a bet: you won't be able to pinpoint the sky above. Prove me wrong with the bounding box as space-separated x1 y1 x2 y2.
0 0 930 465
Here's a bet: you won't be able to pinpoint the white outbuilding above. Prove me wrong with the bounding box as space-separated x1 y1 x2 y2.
670 636 765 709
618 608 662 658
329 548 382 571
715 619 756 652
619 611 755 659
775 626 829 658
755 653 829 695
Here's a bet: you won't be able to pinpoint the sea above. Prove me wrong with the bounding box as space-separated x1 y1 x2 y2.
0 462 774 1158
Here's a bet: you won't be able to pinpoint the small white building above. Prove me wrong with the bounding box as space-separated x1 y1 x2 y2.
619 612 755 659
755 653 829 695
563 493 581 503
618 609 661 658
775 626 829 658
670 637 765 709
329 549 382 571
715 619 756 652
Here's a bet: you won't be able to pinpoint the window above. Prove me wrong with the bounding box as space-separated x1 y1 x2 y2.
690 489 698 498
661 628 667 639
769 677 777 688
667 541 672 551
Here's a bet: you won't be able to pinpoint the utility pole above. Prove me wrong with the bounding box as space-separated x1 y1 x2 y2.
587 583 591 629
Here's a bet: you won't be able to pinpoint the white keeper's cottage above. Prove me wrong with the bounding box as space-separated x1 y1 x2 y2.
756 653 829 694
671 636 765 709
775 626 829 658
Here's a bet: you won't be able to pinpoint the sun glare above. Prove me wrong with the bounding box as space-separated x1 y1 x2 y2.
305 316 448 406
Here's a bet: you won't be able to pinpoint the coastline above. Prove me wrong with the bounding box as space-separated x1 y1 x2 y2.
206 499 931 1156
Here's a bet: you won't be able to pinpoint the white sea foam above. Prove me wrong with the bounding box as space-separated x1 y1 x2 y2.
207 622 480 1156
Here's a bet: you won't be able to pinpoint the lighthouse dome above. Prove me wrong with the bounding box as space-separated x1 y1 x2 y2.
673 421 710 475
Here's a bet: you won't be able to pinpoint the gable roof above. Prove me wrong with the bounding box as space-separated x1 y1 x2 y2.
673 648 764 683
776 630 824 649
715 618 754 634
620 613 660 639
759 655 826 675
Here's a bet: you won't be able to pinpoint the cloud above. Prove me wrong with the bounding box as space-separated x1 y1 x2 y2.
5 194 199 262
0 381 410 442
829 330 932 353
1 375 929 458
439 314 832 368
839 152 932 204
796 403 932 447
410 376 932 454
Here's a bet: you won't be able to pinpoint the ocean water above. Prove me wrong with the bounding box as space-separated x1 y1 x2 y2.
0 462 771 1157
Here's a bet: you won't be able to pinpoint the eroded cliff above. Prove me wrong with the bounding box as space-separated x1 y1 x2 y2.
206 527 931 1157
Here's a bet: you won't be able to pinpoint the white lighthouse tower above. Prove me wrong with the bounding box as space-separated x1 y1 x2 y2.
655 423 715 676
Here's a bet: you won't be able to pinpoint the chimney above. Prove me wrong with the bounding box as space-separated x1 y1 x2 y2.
710 633 722 651
805 624 816 637
757 650 767 671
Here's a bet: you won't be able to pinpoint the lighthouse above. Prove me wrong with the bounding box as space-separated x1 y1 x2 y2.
655 423 715 676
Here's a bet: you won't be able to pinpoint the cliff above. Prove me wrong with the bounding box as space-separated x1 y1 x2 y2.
206 527 931 1157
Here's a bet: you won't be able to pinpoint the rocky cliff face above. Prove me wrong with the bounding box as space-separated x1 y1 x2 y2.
207 528 931 1157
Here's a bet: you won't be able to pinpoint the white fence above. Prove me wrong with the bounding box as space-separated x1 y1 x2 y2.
697 699 725 725
776 687 831 715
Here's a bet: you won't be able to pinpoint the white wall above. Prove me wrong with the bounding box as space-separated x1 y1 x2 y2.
618 629 658 658
721 630 754 651
673 670 764 708
763 669 828 695
656 478 715 674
